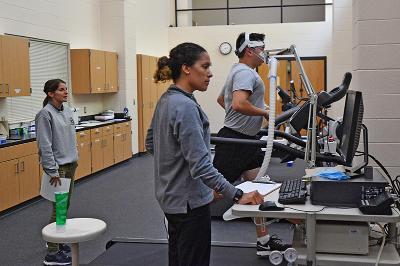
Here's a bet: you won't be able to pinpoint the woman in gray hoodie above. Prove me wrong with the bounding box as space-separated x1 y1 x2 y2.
146 42 263 266
36 79 78 266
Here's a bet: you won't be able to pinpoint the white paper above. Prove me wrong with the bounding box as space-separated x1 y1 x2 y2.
40 173 71 202
223 182 281 221
235 181 281 196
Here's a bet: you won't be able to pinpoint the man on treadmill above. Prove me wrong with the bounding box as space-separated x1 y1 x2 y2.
214 32 291 256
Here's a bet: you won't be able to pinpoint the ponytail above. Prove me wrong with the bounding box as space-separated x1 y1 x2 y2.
43 96 50 107
153 56 172 83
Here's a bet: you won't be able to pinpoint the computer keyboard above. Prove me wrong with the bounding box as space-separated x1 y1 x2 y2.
278 178 307 204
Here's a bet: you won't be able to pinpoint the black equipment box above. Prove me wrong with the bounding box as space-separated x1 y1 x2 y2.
310 167 388 207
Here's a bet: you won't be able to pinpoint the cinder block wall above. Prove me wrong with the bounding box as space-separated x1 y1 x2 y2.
352 0 400 177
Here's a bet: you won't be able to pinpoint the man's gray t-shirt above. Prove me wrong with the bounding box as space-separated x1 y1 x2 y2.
220 63 266 136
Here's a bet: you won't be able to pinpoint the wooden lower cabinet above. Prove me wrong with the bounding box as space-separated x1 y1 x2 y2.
75 141 92 180
18 154 40 202
123 131 132 160
0 159 20 211
103 134 114 168
0 153 39 211
0 121 131 212
113 132 124 164
91 137 103 173
114 129 132 163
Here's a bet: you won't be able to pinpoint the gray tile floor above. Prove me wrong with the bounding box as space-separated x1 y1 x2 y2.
0 155 303 266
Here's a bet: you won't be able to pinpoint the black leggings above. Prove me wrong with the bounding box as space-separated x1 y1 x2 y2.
165 204 211 266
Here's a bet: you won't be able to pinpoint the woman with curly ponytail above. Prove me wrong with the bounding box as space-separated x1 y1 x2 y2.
145 43 263 266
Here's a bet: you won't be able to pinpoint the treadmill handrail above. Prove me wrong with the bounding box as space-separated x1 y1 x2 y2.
210 137 344 164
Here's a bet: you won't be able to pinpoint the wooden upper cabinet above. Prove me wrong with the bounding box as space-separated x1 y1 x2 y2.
71 49 118 94
0 35 30 97
0 38 4 98
90 49 106 93
105 52 118 92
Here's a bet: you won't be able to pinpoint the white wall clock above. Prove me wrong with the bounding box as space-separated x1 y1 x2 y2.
219 42 232 55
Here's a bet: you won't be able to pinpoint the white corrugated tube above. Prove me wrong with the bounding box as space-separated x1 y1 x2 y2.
256 57 278 178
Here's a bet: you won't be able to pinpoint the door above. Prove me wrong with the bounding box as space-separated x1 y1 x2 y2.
18 154 40 202
1 35 30 97
258 60 289 116
91 137 103 172
102 134 114 168
0 159 20 211
290 59 325 97
105 52 118 92
75 141 92 179
90 50 106 93
142 55 153 139
113 132 124 163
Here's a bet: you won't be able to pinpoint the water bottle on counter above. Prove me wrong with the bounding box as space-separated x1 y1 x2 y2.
123 107 129 118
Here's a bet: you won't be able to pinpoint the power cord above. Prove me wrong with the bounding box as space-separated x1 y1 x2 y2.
355 151 400 196
376 223 386 266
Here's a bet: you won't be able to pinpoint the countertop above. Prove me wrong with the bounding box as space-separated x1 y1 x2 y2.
0 118 131 149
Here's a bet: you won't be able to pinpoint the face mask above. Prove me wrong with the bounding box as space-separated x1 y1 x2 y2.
255 49 267 63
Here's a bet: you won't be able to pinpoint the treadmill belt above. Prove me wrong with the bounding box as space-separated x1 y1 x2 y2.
88 241 271 266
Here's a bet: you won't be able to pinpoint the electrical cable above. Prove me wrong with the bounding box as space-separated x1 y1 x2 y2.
375 223 386 266
355 151 400 196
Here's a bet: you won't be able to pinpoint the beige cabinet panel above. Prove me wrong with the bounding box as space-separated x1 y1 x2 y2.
0 37 4 98
75 141 92 180
90 50 106 93
18 154 40 202
103 134 114 168
0 35 30 97
91 137 103 172
71 49 118 94
0 159 20 211
105 51 118 92
113 132 124 164
123 131 132 160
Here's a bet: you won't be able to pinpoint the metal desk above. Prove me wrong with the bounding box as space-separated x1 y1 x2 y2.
231 190 400 265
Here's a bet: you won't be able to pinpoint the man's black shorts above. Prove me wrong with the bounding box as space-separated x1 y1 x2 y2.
213 127 264 183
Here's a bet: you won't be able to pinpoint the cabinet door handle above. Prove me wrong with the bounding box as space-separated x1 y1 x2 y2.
15 162 19 173
5 84 9 94
0 83 3 94
20 161 25 172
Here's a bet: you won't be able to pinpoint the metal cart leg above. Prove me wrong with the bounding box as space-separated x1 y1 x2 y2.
306 213 316 265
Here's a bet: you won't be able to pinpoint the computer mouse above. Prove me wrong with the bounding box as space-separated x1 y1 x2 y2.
259 201 285 211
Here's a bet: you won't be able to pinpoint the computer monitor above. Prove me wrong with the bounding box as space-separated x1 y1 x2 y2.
337 90 365 168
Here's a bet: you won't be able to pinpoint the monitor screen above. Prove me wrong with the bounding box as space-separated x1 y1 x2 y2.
338 90 364 167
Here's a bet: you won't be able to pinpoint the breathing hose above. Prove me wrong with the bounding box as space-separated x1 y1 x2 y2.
256 57 278 178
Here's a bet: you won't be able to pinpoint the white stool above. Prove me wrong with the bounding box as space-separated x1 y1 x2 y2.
42 218 107 266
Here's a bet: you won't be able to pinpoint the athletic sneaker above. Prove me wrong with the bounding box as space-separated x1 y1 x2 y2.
256 235 292 256
59 244 71 253
43 250 71 265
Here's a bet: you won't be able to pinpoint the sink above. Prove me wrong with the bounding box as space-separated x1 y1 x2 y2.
79 121 106 127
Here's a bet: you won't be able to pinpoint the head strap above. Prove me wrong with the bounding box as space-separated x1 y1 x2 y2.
237 32 265 54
